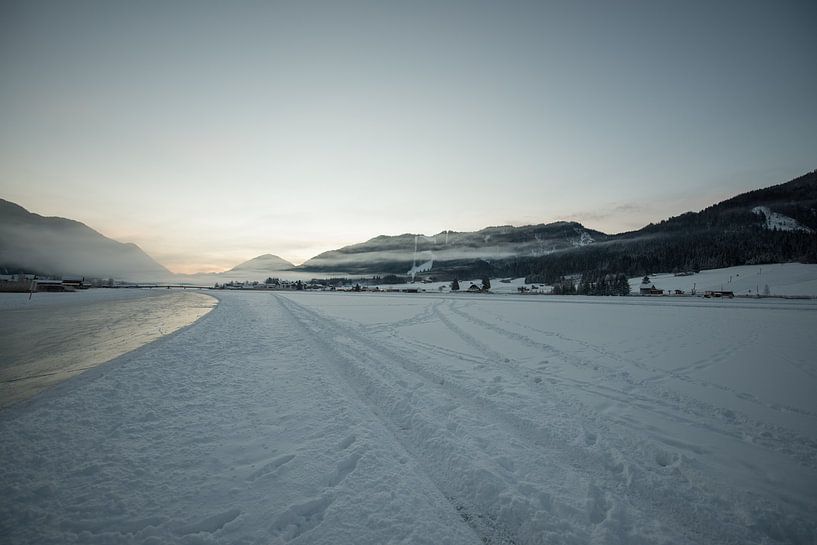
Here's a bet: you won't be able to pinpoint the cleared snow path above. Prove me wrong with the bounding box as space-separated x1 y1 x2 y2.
2 291 816 544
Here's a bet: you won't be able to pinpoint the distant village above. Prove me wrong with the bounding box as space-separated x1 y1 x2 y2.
214 276 495 294
636 274 734 298
0 273 93 293
0 270 787 299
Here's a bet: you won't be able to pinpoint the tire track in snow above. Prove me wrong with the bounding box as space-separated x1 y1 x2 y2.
455 299 813 418
444 300 817 469
275 294 795 545
232 294 480 545
276 295 617 544
276 296 534 543
360 298 444 335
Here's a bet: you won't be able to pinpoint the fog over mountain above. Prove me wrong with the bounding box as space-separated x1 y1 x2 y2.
0 199 170 280
301 169 817 279
174 253 302 285
299 222 605 275
2 169 815 283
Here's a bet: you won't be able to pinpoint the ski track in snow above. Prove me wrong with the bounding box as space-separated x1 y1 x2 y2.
1 291 816 544
443 301 817 458
275 294 817 544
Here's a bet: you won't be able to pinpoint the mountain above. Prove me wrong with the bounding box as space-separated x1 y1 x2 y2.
175 253 297 285
517 169 817 283
4 168 814 284
299 169 817 281
0 199 171 280
228 254 294 272
299 222 607 276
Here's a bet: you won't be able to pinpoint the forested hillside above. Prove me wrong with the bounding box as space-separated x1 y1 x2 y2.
518 170 817 283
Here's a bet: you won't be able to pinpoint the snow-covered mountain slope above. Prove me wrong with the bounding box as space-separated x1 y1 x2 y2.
2 291 815 544
522 170 817 283
752 206 814 233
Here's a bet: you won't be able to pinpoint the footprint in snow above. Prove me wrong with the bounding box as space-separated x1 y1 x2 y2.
326 453 361 487
338 434 356 451
654 449 679 468
586 484 612 525
269 496 332 541
248 453 296 481
177 508 241 536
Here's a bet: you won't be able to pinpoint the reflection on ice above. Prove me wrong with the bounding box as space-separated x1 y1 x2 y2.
0 289 216 408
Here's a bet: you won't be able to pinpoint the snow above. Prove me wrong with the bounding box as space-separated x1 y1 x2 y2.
631 263 817 296
0 289 215 408
1 290 817 544
752 206 814 233
572 231 595 247
407 258 434 277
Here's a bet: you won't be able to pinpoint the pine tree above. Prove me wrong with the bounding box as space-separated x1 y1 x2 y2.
451 278 460 291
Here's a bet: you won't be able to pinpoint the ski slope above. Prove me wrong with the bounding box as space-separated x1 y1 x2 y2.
1 291 816 544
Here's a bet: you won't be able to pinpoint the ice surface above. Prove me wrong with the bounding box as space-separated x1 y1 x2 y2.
1 290 816 544
0 289 215 408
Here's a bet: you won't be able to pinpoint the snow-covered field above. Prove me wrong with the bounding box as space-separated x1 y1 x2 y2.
366 263 817 297
1 291 816 544
631 263 817 297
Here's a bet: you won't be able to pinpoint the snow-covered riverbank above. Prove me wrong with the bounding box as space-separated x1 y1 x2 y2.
1 291 815 544
0 289 216 408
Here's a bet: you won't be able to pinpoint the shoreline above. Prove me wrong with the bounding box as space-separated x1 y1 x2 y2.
0 289 217 409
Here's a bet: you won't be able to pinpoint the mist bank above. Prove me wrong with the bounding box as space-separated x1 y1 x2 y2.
297 222 603 275
0 199 169 281
2 169 816 284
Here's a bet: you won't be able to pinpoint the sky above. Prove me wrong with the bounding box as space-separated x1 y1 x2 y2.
1 0 815 273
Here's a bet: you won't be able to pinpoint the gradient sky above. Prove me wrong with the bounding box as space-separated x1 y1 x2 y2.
1 1 815 273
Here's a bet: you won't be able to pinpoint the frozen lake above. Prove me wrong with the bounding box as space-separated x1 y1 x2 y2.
0 289 216 408
1 291 815 544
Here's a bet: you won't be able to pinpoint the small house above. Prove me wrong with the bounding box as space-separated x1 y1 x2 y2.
62 275 86 289
35 279 72 292
640 286 663 295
